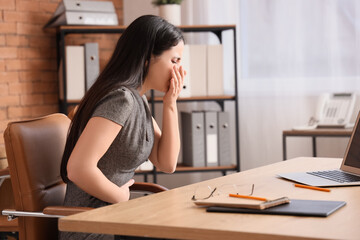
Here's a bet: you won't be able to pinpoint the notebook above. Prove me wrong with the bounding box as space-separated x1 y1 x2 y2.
193 196 290 210
278 111 360 187
207 199 346 217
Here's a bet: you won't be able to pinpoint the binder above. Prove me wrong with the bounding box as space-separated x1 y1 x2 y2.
84 43 100 91
59 46 85 100
217 111 231 166
181 112 206 167
44 0 118 28
207 45 224 96
45 11 118 28
188 45 207 97
53 0 116 17
179 44 191 98
204 111 218 167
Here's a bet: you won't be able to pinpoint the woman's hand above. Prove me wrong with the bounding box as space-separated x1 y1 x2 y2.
163 65 186 104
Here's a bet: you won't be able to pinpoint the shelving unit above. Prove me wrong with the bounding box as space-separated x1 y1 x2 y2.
56 24 239 183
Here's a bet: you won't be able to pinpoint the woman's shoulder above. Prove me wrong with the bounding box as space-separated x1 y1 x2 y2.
101 86 136 104
92 87 136 125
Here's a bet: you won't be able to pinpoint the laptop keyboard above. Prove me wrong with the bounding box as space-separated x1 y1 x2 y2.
307 170 360 183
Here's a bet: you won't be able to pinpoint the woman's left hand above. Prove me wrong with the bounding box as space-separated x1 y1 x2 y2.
163 65 186 104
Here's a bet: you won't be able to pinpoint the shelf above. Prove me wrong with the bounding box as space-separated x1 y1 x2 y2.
57 25 236 42
59 24 235 32
148 95 235 103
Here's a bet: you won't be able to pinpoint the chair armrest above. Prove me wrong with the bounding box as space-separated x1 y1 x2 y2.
2 206 93 221
43 206 93 216
130 182 168 193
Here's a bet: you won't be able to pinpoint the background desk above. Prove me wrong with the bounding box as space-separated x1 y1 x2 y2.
282 128 352 160
59 158 359 240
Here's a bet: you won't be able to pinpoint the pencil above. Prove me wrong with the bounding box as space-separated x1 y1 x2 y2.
229 193 268 201
294 183 331 192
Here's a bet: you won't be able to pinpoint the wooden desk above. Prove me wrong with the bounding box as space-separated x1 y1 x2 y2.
282 128 352 160
59 158 359 240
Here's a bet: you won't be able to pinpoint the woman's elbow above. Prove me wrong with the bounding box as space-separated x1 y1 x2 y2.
158 160 177 173
162 165 176 174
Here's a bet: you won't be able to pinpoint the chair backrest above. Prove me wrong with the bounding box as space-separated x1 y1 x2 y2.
4 113 70 240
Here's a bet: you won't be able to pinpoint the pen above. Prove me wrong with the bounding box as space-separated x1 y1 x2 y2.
294 183 331 192
229 193 268 201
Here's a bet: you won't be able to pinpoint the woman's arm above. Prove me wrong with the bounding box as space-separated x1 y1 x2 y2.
149 65 185 173
66 117 134 204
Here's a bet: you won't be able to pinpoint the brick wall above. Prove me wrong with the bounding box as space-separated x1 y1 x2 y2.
0 0 123 152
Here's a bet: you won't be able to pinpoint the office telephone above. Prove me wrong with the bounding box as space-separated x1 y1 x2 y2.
294 93 356 130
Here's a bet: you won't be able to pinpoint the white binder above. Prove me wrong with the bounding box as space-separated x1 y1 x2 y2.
84 43 100 91
59 46 85 101
188 45 207 97
207 45 224 96
204 111 218 167
53 0 116 16
45 11 118 28
44 0 118 28
179 44 191 98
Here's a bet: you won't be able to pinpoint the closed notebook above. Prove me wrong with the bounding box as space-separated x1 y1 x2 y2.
206 199 346 217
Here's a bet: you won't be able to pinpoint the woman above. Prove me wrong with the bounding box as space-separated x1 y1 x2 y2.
60 15 185 239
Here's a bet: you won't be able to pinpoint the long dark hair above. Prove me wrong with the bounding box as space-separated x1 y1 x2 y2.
61 15 184 183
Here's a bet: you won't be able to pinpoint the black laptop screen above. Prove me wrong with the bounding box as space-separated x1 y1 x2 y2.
345 118 360 168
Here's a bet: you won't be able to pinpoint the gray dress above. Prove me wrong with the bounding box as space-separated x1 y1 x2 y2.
60 87 154 240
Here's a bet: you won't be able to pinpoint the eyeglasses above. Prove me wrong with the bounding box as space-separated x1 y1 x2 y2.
191 184 256 201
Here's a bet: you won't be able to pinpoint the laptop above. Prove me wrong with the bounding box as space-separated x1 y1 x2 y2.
278 111 360 187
